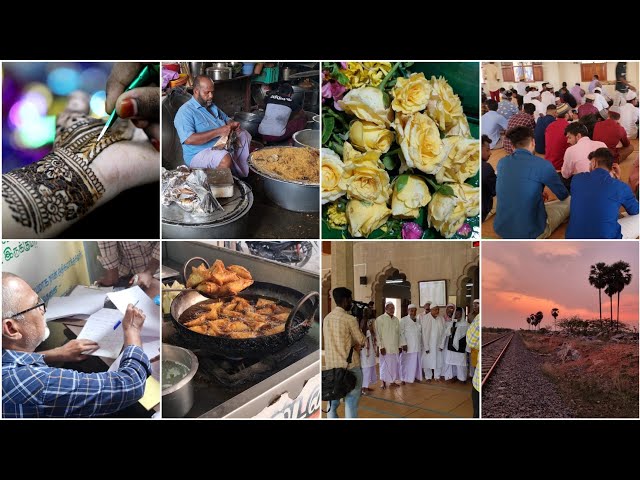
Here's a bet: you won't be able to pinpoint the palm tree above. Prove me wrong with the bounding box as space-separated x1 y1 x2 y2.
551 308 559 331
588 262 608 321
607 261 633 331
529 313 536 330
526 315 531 330
535 311 543 330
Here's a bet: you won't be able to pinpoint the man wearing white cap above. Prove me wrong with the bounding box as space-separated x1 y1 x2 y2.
440 303 458 380
578 94 599 119
469 299 480 322
443 307 469 382
399 304 422 384
419 304 446 381
375 302 401 389
619 91 639 139
541 85 556 110
593 106 633 163
593 89 609 112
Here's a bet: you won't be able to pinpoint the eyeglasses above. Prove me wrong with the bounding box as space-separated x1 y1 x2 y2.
10 296 46 318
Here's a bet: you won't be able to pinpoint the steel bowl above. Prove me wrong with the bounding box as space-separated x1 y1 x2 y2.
292 129 320 149
162 344 199 418
206 67 232 81
311 115 320 130
249 146 319 212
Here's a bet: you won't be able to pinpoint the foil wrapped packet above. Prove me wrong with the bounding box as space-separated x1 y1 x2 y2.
162 166 221 216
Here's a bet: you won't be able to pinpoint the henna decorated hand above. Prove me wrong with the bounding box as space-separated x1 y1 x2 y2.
2 91 158 238
106 62 160 149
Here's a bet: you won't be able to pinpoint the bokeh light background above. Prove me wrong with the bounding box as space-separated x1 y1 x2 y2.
2 62 113 173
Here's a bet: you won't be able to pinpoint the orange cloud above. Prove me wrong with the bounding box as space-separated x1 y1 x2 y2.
482 258 509 291
530 243 581 258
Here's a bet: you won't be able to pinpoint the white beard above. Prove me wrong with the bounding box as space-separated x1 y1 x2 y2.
41 326 50 343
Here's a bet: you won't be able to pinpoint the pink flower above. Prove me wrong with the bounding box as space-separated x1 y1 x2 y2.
402 222 423 239
340 62 348 69
322 80 346 110
456 223 472 237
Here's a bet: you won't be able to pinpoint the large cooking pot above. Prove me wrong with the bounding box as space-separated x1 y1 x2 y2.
170 264 319 359
248 146 319 212
206 67 232 81
233 111 264 138
162 177 254 239
162 344 199 418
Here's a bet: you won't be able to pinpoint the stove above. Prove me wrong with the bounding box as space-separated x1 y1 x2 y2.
161 247 320 418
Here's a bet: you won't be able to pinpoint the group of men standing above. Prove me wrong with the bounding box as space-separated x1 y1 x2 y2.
369 301 478 389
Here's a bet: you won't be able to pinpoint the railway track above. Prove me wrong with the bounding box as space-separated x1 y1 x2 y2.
481 332 515 387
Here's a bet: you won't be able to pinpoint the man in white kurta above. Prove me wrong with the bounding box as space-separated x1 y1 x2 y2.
375 303 401 388
419 305 446 381
399 304 422 384
443 307 469 382
440 303 456 378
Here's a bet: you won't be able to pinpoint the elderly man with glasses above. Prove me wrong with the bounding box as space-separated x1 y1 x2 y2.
2 272 151 418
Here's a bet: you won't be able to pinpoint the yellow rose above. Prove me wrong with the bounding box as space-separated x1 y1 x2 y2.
427 183 480 238
338 86 393 127
326 203 347 230
394 112 444 174
391 73 431 114
391 175 431 218
343 143 391 204
341 62 392 88
346 199 391 238
321 148 348 204
434 136 480 184
349 120 395 153
427 76 470 137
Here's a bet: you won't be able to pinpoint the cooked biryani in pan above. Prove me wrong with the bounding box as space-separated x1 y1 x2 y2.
250 147 320 184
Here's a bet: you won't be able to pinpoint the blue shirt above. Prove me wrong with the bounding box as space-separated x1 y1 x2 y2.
494 148 569 238
534 115 555 154
481 111 508 148
2 345 151 418
174 97 231 166
566 169 639 239
497 100 518 120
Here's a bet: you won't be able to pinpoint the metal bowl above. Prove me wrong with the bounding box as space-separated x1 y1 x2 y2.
292 129 320 149
311 115 320 130
249 146 319 212
162 344 199 418
206 67 232 81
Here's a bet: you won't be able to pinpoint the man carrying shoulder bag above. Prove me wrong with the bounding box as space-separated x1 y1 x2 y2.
322 287 365 418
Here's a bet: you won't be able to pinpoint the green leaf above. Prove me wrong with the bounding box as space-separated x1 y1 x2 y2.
425 177 439 191
382 156 397 170
437 184 455 197
382 91 391 108
330 141 343 156
322 116 335 144
336 72 349 86
395 174 409 192
415 207 425 227
421 228 439 239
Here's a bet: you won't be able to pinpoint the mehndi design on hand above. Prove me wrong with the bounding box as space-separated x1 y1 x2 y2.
2 92 134 234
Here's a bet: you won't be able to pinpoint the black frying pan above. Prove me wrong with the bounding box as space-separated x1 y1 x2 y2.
171 258 319 358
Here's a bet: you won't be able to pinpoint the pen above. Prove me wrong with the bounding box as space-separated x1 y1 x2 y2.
97 64 160 142
113 300 139 330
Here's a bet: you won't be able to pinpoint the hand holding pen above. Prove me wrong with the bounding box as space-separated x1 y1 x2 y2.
116 301 146 348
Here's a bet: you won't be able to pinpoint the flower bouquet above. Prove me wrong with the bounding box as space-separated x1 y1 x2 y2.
321 62 480 239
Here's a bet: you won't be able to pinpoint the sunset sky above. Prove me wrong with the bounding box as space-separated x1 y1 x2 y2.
483 242 639 328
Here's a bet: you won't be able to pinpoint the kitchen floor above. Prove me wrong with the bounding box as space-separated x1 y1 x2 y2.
322 364 474 419
482 138 639 239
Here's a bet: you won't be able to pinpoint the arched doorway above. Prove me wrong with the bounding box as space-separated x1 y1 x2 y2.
456 261 479 315
371 264 411 318
322 272 331 319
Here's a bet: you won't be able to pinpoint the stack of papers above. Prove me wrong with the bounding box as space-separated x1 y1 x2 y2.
46 292 107 321
76 308 124 359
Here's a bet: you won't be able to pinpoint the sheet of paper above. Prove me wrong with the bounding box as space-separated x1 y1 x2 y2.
141 337 161 361
107 286 160 338
46 293 107 321
69 285 113 297
108 353 160 410
76 308 124 359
